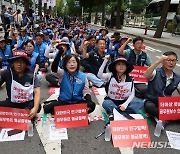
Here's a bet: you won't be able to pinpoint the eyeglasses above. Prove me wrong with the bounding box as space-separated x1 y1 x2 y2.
166 59 178 63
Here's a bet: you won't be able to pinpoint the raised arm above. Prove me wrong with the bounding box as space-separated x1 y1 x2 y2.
118 38 132 55
144 55 168 79
97 55 111 82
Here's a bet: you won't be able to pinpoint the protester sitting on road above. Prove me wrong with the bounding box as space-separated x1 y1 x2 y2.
45 38 72 86
0 36 13 70
34 33 49 72
118 36 152 98
115 35 132 59
43 53 96 114
82 38 110 87
24 40 40 74
118 36 151 66
97 28 110 48
98 56 143 119
0 51 41 119
107 32 120 61
144 51 180 134
14 27 31 50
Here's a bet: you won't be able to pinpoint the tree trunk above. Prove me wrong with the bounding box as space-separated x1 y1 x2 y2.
88 7 92 23
116 0 121 29
94 6 98 24
38 0 42 20
24 0 30 17
101 1 105 26
153 0 171 38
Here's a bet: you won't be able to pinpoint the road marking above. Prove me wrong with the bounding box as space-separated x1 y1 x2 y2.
119 147 134 154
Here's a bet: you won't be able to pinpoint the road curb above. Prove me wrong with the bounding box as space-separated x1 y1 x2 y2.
89 24 180 49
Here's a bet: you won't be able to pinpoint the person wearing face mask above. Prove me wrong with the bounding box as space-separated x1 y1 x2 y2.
98 55 143 119
43 53 96 115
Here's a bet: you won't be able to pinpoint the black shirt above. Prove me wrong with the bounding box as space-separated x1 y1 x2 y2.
88 51 109 75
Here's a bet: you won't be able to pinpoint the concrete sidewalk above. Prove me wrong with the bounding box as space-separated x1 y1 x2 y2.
90 24 180 48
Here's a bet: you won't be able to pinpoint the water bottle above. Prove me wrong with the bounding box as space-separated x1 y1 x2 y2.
154 120 162 137
105 124 111 141
28 121 33 137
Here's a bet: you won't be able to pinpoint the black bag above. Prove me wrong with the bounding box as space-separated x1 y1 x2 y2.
134 83 147 98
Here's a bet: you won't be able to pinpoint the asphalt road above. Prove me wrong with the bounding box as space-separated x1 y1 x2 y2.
0 28 180 154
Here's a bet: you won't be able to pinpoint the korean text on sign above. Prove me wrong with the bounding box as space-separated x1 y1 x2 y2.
54 103 88 128
110 119 151 147
159 96 180 120
0 107 30 130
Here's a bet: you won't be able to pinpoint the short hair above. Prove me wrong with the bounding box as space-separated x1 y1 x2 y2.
87 35 96 41
24 39 34 47
96 38 106 44
62 54 80 72
133 36 143 44
163 51 178 60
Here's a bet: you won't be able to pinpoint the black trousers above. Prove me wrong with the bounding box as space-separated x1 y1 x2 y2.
43 100 96 115
0 99 41 113
144 100 158 118
46 74 59 86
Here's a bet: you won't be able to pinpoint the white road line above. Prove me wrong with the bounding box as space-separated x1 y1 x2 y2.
119 147 134 154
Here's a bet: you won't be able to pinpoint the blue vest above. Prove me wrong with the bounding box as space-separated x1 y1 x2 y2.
58 71 86 102
34 42 47 62
29 51 39 71
145 67 180 102
18 36 30 50
128 50 147 66
43 39 52 46
0 45 12 67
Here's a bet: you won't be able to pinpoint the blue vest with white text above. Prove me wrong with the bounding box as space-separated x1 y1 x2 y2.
58 71 86 102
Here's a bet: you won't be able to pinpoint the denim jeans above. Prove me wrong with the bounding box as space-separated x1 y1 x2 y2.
102 98 144 115
87 73 106 87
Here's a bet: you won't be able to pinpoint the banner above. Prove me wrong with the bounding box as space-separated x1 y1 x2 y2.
129 66 148 83
0 107 30 130
159 96 180 120
111 119 151 147
54 104 88 128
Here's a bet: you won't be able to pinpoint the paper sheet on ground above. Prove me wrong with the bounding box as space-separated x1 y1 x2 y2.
166 131 180 150
113 108 144 120
49 124 68 140
96 88 106 95
0 129 25 142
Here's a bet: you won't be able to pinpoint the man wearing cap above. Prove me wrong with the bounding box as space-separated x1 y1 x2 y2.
14 28 31 50
43 31 52 46
0 51 41 119
118 36 151 66
115 36 132 59
0 36 13 70
108 32 120 61
97 28 110 48
45 37 72 86
34 33 49 72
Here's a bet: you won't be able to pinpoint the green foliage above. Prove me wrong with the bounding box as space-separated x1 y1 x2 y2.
56 0 65 16
130 0 149 14
64 0 81 16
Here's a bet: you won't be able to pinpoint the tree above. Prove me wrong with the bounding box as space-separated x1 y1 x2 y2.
56 0 64 16
130 0 148 14
154 0 171 38
116 0 121 29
